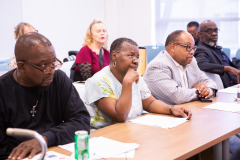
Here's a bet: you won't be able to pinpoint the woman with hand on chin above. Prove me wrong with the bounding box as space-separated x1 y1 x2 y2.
83 38 192 129
74 19 110 81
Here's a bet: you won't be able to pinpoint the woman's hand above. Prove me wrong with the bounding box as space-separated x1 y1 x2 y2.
171 106 192 120
123 67 139 84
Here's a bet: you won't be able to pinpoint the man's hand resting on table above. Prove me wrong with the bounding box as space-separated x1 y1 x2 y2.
8 136 48 160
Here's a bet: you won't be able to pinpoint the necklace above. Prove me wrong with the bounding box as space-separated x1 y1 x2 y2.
16 70 39 117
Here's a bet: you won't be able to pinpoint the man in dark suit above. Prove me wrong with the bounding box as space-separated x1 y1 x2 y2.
187 21 200 46
194 20 240 88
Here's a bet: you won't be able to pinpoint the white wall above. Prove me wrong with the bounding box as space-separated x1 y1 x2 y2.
0 0 22 60
0 0 152 62
105 0 152 48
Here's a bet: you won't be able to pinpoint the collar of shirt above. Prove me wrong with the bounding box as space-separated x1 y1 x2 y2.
165 50 189 88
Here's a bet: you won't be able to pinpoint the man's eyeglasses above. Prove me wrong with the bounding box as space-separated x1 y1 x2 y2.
173 43 197 52
19 58 63 74
201 28 220 34
117 51 142 63
191 33 198 37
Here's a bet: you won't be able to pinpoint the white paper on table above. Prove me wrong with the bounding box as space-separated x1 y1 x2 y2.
59 142 74 152
204 102 240 113
112 149 135 158
128 115 188 129
68 152 101 160
59 137 138 159
23 151 69 160
218 87 238 94
89 137 139 158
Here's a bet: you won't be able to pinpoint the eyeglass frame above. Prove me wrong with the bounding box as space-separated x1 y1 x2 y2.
116 51 143 63
172 43 197 52
18 58 63 74
200 28 220 34
191 33 198 37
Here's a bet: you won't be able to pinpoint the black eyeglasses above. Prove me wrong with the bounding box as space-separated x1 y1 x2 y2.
201 28 220 34
173 43 197 52
19 58 63 74
191 33 198 37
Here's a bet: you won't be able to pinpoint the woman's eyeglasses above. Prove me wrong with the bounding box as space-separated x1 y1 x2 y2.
117 51 142 63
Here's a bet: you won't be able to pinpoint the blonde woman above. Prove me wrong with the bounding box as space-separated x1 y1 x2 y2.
74 19 110 81
7 22 37 71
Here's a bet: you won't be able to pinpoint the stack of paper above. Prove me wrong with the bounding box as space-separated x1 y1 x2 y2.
218 87 238 94
90 137 139 158
128 115 188 129
204 102 240 113
23 151 70 160
59 137 139 159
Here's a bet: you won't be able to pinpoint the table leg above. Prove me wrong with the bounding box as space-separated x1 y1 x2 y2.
214 142 222 160
222 138 229 160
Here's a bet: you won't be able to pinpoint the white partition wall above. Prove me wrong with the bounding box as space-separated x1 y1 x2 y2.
0 0 22 60
0 0 152 61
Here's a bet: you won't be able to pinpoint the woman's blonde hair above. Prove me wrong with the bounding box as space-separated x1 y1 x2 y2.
83 19 108 49
14 22 37 40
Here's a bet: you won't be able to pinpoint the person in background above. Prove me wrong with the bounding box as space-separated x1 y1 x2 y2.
187 21 200 46
7 22 37 71
143 30 217 105
74 19 110 81
83 37 192 130
194 20 239 88
0 32 90 159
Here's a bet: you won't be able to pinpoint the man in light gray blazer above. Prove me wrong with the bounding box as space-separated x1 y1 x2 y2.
143 30 217 105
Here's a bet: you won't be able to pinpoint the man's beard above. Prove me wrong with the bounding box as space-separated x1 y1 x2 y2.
205 41 216 47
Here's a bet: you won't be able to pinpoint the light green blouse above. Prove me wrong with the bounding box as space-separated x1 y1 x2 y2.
83 66 151 129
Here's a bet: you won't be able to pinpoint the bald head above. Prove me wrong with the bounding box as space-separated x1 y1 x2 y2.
200 20 216 31
15 32 52 62
165 30 195 66
199 20 218 46
165 30 184 46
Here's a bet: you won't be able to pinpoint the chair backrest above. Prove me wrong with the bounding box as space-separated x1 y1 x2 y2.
0 59 10 71
222 48 231 59
137 48 147 76
145 46 165 63
203 71 224 90
68 51 78 56
62 61 75 77
235 49 240 59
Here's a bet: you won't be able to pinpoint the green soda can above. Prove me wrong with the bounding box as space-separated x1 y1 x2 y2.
74 130 89 160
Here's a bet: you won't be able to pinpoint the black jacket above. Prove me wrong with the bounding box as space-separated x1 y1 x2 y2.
194 42 238 88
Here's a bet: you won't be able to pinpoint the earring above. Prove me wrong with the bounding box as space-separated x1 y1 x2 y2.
113 61 116 67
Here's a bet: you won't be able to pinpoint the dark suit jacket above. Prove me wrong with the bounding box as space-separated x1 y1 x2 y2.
194 42 238 88
231 146 240 160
